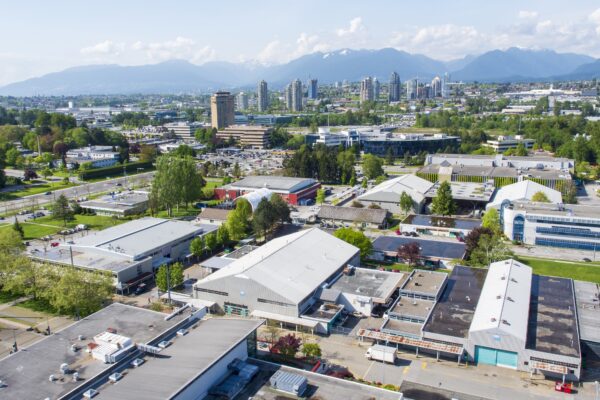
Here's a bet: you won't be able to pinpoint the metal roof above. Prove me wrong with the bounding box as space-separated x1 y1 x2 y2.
574 280 600 343
469 259 533 344
238 188 274 211
357 174 433 204
224 175 317 193
196 228 359 305
372 236 466 260
487 180 562 209
317 205 388 225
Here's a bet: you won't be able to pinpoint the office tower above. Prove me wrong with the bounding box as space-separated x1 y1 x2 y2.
431 76 442 98
360 76 374 103
285 84 293 110
210 91 235 129
373 78 380 100
307 78 318 99
290 79 303 111
442 72 450 98
406 79 418 100
236 92 249 110
388 72 401 102
257 80 269 112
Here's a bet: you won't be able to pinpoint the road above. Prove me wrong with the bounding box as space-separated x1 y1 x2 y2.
0 171 155 215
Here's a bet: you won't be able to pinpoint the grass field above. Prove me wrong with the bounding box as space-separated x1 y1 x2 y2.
516 256 600 283
7 214 127 239
0 180 77 200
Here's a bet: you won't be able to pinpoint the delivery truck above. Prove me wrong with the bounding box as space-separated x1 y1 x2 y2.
365 344 396 364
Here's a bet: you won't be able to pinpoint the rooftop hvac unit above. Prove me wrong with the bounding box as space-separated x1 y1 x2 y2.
59 363 69 373
48 375 56 382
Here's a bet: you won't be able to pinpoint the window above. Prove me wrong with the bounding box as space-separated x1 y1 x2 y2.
195 287 228 296
513 215 525 242
535 237 597 251
257 298 294 307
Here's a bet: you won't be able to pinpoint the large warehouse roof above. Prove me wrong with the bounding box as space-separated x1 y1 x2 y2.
470 259 532 343
372 236 466 260
487 180 562 209
358 174 433 204
199 228 359 304
223 175 317 193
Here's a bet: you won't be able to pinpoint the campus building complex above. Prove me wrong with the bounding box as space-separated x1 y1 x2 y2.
214 175 320 205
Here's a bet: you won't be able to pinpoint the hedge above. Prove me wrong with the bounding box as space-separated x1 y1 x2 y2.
78 161 153 180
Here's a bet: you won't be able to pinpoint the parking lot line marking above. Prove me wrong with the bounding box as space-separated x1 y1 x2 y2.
362 361 375 379
421 362 427 369
403 366 409 375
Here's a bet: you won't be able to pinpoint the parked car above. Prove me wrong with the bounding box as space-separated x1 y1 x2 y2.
50 242 60 247
583 258 592 262
45 191 51 195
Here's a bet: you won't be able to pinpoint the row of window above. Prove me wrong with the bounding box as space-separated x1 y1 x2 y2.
535 238 598 251
536 226 600 238
257 298 294 307
530 356 579 369
195 287 229 296
528 216 600 228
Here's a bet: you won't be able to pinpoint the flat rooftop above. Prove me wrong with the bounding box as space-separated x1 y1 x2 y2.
329 268 406 302
423 266 487 339
302 301 344 321
372 236 466 260
231 359 404 400
510 200 600 220
390 297 435 319
0 303 185 400
425 181 494 202
402 214 481 231
95 318 263 400
401 270 447 297
574 280 600 343
30 246 136 273
382 318 423 338
80 191 148 210
526 275 580 358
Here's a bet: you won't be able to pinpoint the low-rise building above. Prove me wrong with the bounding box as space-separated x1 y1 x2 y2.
216 125 272 149
196 207 231 226
370 236 466 268
482 135 535 153
356 174 434 214
29 217 218 292
317 205 389 229
163 121 205 140
80 191 149 217
64 145 120 169
502 200 600 251
214 175 320 206
486 180 562 210
399 214 480 238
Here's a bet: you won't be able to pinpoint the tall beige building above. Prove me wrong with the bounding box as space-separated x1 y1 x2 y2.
211 91 235 129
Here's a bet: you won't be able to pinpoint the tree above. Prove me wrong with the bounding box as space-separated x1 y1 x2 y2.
23 169 38 181
361 178 368 189
531 191 551 203
232 162 242 178
431 181 456 216
52 194 74 226
172 144 195 158
514 143 528 156
350 200 364 208
190 236 205 259
216 224 230 247
397 242 421 266
468 233 514 267
334 228 372 261
46 267 113 317
253 198 276 239
151 155 205 216
399 192 413 215
41 167 53 179
464 227 494 259
362 154 384 179
204 233 218 254
3 258 52 301
481 208 501 234
155 262 184 292
316 189 326 205
385 147 395 165
12 218 24 239
301 343 322 359
270 194 291 224
5 147 21 166
0 228 24 255
226 200 252 241
271 334 302 358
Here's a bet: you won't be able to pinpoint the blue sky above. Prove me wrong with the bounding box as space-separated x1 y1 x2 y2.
1 0 600 85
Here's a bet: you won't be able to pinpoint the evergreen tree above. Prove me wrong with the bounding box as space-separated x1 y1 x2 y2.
431 181 456 216
52 194 74 226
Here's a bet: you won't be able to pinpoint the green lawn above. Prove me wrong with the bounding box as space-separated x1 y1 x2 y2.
0 291 21 304
154 207 200 219
516 256 600 283
20 223 62 240
0 180 77 200
31 214 126 230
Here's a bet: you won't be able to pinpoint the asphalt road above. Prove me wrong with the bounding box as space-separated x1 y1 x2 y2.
0 171 155 215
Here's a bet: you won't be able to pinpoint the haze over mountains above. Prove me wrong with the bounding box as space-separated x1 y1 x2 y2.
1 47 599 96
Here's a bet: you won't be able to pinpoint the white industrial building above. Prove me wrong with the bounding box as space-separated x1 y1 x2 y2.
29 217 217 292
501 200 600 251
356 174 434 214
486 180 562 210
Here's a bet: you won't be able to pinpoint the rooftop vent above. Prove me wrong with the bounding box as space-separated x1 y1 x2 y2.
491 317 497 322
48 375 56 382
59 363 69 374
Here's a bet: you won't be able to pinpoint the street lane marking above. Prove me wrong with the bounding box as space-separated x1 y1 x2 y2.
403 366 410 375
362 361 375 379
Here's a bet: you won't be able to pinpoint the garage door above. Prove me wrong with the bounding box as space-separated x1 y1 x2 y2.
475 346 518 369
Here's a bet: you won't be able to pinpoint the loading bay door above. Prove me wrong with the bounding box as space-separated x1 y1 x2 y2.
475 346 518 369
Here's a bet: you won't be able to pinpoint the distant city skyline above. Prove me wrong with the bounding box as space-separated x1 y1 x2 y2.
1 0 600 86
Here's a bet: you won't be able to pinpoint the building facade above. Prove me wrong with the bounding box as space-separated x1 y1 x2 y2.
211 91 235 129
291 79 303 111
360 76 374 103
307 78 318 99
257 80 269 112
389 72 401 102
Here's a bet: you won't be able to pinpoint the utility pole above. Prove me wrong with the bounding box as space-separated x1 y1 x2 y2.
166 263 172 305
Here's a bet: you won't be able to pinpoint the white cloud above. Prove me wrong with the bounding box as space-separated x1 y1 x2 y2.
131 36 216 63
255 33 331 65
518 10 538 19
336 17 364 37
80 40 125 56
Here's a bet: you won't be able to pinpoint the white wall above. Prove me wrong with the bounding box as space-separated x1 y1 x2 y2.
338 292 373 316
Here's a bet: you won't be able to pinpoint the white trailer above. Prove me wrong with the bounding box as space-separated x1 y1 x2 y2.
365 344 396 364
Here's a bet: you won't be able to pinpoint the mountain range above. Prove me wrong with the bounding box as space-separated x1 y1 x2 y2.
1 47 599 96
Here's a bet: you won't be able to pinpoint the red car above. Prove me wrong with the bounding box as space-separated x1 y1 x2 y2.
555 382 573 393
50 242 60 247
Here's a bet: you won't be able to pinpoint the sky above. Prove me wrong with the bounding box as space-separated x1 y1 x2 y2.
1 0 600 86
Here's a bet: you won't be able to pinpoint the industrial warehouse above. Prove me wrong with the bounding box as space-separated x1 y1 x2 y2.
359 259 588 382
214 175 320 205
194 228 405 334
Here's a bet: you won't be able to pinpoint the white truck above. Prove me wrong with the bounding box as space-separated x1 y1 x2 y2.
365 344 396 364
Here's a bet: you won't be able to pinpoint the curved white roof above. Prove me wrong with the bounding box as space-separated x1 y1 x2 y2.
487 180 562 209
358 174 433 203
469 259 532 343
238 188 274 211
